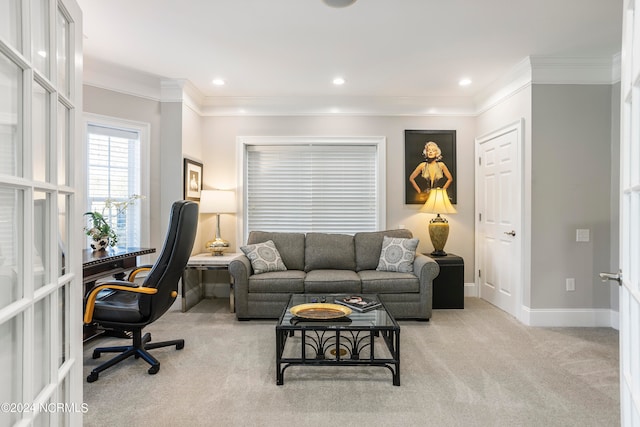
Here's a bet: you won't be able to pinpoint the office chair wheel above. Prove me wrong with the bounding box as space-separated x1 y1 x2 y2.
92 350 101 359
176 342 184 350
87 372 99 383
148 365 160 375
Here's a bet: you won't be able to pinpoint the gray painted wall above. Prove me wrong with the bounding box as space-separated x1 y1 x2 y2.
531 84 615 309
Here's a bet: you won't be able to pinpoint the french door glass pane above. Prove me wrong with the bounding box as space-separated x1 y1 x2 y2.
0 315 23 427
31 0 50 77
57 9 69 96
33 81 50 182
0 0 20 49
58 284 68 366
58 193 68 276
0 54 22 177
57 376 69 425
57 102 69 185
0 187 23 308
33 297 51 398
34 191 50 289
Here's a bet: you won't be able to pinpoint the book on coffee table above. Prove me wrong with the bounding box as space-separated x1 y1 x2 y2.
335 295 381 312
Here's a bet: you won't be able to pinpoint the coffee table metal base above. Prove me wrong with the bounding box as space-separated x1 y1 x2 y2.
276 327 400 386
275 294 401 386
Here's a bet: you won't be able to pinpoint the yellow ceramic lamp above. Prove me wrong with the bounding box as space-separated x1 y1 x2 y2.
420 188 457 256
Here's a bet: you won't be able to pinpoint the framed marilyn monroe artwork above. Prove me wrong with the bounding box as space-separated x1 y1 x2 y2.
405 130 457 205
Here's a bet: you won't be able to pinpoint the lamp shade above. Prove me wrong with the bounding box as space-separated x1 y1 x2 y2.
199 190 236 214
419 188 457 215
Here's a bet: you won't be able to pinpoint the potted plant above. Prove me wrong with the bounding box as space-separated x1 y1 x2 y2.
84 194 145 250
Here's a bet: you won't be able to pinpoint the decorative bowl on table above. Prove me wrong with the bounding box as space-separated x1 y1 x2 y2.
290 303 352 319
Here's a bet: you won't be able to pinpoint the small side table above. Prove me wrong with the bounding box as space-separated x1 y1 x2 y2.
183 252 241 312
428 253 464 309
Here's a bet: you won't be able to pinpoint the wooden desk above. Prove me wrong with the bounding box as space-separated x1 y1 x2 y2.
83 247 156 289
82 247 156 342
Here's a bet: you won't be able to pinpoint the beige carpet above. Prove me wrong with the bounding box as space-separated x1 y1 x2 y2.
82 297 619 427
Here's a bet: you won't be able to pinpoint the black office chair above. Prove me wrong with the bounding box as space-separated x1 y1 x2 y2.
84 200 198 382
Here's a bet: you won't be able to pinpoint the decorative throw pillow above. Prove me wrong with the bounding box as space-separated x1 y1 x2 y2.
376 236 419 273
240 240 287 274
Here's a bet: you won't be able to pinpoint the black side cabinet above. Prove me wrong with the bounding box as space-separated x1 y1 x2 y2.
429 253 464 309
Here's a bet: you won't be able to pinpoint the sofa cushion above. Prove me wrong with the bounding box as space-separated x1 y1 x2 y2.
304 233 356 272
248 270 306 293
376 236 419 273
304 269 361 293
359 270 420 293
240 240 287 274
247 231 305 271
354 229 414 271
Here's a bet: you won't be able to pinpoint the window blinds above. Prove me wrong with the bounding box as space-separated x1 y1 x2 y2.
246 144 378 234
86 124 141 247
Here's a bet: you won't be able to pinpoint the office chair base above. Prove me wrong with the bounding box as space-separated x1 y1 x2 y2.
87 332 185 382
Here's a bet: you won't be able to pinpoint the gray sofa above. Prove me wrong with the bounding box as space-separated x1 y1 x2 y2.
228 229 440 320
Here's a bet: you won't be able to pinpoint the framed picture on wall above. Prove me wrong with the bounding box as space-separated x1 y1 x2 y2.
183 158 203 201
405 130 457 205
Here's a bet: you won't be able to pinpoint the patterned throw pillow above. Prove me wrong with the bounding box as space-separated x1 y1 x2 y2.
376 236 419 273
240 240 287 274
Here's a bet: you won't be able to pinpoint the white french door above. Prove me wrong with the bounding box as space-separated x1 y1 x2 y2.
617 1 640 424
475 120 523 320
0 0 83 426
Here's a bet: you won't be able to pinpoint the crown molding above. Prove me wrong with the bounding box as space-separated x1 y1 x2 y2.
474 57 533 115
473 55 622 114
83 54 621 117
83 56 162 101
530 55 620 85
197 95 476 117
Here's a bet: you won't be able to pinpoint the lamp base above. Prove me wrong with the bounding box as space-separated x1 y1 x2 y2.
205 238 229 256
428 214 450 257
429 249 448 257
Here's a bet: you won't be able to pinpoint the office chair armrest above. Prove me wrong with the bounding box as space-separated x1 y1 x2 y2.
84 282 158 324
127 265 153 282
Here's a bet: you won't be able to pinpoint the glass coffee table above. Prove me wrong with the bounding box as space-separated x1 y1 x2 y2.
275 294 400 386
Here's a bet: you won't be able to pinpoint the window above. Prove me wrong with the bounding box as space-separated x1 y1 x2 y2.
85 117 149 248
241 136 386 239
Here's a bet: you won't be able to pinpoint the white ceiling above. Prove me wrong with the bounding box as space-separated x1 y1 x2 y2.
77 0 623 115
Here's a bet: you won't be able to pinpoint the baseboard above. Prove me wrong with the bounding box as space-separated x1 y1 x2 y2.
463 283 619 329
521 306 619 328
464 282 477 297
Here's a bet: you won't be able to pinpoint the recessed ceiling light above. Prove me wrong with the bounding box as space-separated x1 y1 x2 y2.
459 78 472 86
322 0 357 8
333 77 346 85
212 78 225 86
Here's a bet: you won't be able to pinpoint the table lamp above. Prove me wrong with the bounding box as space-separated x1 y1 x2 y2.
199 189 236 255
419 188 457 256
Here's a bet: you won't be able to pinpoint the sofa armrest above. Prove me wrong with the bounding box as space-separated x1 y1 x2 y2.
413 254 440 315
413 253 440 282
229 255 252 317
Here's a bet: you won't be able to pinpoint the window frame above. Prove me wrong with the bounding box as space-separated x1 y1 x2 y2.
83 113 150 249
237 135 386 243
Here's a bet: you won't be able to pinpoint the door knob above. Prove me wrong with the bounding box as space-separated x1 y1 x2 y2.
504 230 516 237
599 270 622 286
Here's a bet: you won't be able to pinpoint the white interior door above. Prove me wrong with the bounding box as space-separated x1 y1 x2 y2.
475 120 523 319
617 2 640 424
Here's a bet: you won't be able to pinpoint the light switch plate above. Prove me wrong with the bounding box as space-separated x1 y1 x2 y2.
576 229 590 242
